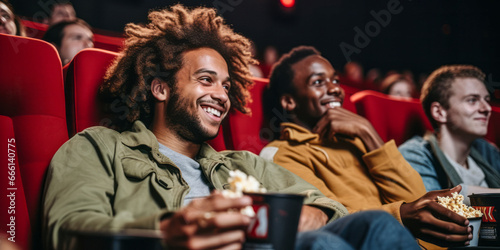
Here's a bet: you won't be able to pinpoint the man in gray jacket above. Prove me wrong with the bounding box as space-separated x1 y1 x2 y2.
43 4 420 250
399 65 500 204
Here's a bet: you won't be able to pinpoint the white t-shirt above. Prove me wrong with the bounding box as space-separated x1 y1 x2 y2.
444 153 488 204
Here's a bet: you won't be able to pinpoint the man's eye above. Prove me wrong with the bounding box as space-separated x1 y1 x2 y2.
467 98 478 104
312 79 323 85
332 79 339 84
199 77 212 84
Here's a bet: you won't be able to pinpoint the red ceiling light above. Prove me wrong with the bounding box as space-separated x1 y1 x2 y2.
280 0 295 8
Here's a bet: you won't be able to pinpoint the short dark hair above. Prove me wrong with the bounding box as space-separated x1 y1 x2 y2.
98 4 255 131
49 1 73 14
42 18 91 48
420 65 486 129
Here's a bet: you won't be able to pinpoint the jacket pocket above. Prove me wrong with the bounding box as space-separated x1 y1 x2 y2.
121 156 175 188
122 156 155 180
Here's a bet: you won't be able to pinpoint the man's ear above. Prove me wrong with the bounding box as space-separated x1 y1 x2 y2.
151 78 168 101
430 101 447 124
280 94 296 112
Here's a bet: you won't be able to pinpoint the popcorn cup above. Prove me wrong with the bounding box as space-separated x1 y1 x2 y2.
243 192 304 250
467 217 482 247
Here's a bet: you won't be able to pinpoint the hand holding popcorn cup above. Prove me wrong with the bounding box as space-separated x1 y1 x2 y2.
222 170 304 250
437 192 483 247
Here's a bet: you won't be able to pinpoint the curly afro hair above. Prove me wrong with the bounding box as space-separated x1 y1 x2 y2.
99 4 255 131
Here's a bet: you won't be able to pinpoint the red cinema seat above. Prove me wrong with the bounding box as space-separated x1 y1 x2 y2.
65 48 119 136
225 77 269 154
64 48 227 150
0 33 69 249
21 19 48 39
340 84 360 113
0 116 30 250
92 33 125 52
350 90 433 145
485 106 500 147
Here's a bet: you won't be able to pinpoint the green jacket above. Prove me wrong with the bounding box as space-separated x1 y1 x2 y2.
43 121 348 250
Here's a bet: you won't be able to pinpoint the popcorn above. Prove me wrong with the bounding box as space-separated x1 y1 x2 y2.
222 170 267 217
437 192 483 218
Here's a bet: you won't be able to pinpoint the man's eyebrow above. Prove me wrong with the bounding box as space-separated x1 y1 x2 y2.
194 68 217 76
307 72 337 82
463 93 489 99
307 72 325 82
193 68 231 82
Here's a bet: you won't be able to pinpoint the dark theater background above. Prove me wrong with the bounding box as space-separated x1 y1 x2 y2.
12 0 500 90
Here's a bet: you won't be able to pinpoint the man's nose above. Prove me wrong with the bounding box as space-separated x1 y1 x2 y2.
479 99 492 114
327 81 342 96
211 84 229 105
84 39 94 48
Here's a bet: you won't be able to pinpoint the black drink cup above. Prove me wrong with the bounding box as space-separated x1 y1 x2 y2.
243 192 304 250
469 193 500 246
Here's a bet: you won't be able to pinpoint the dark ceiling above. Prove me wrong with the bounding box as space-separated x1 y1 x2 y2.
12 0 500 86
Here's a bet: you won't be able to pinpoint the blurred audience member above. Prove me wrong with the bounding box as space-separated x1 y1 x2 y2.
42 18 93 65
380 73 416 100
48 1 76 25
260 45 279 78
261 46 473 247
366 68 381 87
248 41 263 78
0 0 25 36
399 65 500 205
342 61 365 89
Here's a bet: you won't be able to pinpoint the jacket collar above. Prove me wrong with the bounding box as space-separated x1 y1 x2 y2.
280 122 321 144
120 120 159 148
120 120 227 167
426 133 500 188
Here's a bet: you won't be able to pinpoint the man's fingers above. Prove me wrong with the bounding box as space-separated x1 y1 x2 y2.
183 195 252 223
449 185 462 193
169 229 246 249
312 114 330 135
427 185 463 199
427 201 469 227
419 227 472 246
197 211 251 231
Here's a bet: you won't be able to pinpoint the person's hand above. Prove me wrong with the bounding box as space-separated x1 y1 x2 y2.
297 205 329 232
400 185 472 247
312 108 384 152
159 191 252 249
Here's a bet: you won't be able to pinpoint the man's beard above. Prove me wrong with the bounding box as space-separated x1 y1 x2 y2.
166 90 219 144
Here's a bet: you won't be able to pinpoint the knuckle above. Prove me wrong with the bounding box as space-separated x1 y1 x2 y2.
185 239 199 249
182 225 196 235
236 230 246 242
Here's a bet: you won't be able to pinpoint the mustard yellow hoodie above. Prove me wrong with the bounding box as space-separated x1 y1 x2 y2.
260 122 426 223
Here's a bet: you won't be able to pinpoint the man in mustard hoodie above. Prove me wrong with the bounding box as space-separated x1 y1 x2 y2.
260 46 473 247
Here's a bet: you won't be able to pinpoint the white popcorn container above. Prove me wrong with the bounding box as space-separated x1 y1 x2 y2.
467 217 482 247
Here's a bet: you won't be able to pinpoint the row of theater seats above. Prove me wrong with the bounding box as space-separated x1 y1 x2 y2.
2 32 499 250
21 19 125 52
